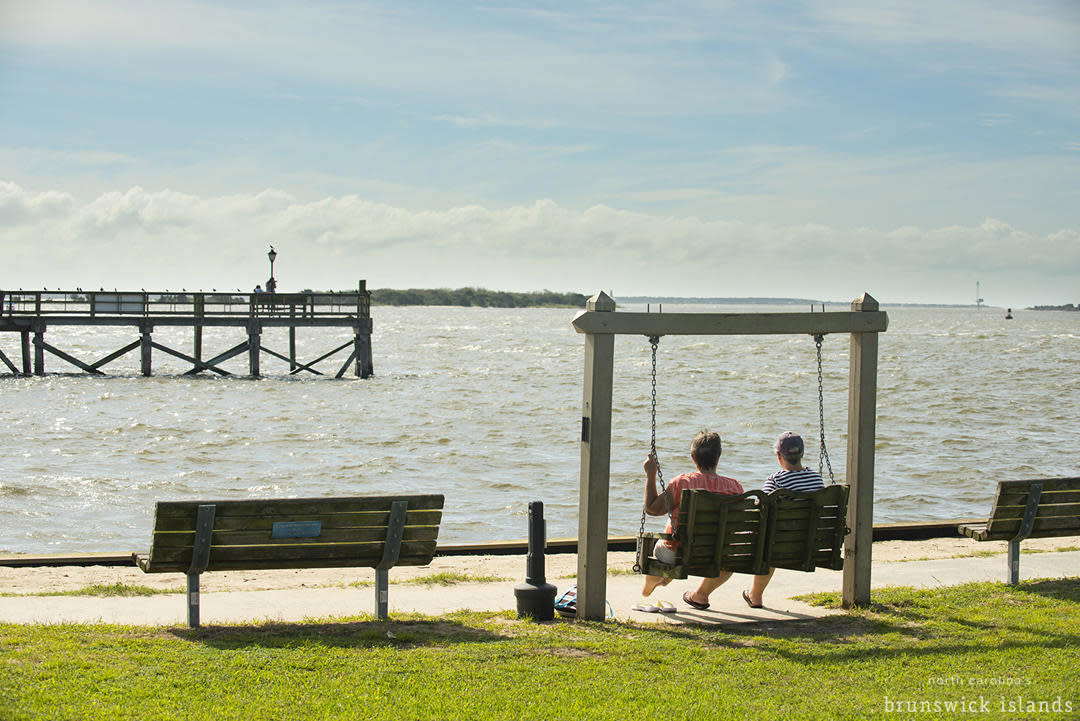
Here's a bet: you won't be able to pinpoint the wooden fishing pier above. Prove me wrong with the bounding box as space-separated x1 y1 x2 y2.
0 285 373 378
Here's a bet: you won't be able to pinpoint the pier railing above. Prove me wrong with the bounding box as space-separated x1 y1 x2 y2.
0 289 370 319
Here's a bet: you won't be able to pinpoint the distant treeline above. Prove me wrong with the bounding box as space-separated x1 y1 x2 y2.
1030 303 1078 311
370 287 589 308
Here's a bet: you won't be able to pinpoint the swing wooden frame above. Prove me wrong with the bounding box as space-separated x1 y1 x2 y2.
572 291 888 620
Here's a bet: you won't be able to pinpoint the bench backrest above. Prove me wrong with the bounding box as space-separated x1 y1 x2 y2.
138 494 444 573
765 484 849 571
674 485 849 575
984 477 1080 540
674 490 771 576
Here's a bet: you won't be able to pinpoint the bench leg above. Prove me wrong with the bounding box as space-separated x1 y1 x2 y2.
375 568 389 620
187 573 201 627
1007 540 1020 585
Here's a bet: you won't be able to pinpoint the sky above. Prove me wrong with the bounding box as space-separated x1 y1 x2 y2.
1 1 1077 306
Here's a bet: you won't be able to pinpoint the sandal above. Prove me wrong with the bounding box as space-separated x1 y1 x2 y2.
656 600 677 613
682 590 710 610
742 590 763 609
634 600 678 614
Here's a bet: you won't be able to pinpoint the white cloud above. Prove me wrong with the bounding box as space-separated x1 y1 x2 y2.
1 182 1076 305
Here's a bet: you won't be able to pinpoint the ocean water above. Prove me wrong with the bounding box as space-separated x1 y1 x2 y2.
1 304 1076 555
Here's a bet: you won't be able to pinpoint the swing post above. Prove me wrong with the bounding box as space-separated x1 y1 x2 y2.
843 293 880 608
577 291 616 621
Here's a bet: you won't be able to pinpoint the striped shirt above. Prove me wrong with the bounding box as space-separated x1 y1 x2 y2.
762 467 825 494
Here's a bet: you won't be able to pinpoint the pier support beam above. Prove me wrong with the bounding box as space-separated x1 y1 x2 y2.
289 327 297 372
33 327 44 376
140 324 153 377
21 330 31 375
355 328 373 378
248 321 261 377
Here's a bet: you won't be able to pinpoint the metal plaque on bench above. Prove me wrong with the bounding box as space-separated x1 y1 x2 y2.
271 520 323 539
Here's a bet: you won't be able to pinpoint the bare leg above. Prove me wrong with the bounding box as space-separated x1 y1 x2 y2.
642 574 671 597
747 568 775 606
686 571 733 606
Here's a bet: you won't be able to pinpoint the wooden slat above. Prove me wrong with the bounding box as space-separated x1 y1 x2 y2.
152 494 444 520
143 540 438 572
770 528 840 546
143 555 437 573
772 506 844 522
995 477 1080 495
978 517 1080 540
958 524 989 541
985 502 1080 522
773 554 844 572
772 516 843 533
997 489 1080 506
149 524 440 549
153 510 442 533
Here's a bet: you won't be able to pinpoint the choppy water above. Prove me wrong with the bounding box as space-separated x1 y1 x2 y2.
1 304 1076 555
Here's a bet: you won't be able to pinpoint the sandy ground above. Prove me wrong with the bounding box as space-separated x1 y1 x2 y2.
1 536 1075 595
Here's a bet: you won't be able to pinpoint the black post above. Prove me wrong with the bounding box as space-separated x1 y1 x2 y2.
514 500 557 621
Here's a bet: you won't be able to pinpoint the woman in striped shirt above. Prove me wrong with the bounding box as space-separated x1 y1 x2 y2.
743 432 824 608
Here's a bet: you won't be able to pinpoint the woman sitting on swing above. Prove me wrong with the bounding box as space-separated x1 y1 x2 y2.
641 429 744 610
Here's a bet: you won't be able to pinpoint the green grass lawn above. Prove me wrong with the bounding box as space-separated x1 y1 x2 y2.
1 579 1077 720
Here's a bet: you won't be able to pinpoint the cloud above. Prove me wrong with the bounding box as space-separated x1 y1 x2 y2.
1 182 1076 305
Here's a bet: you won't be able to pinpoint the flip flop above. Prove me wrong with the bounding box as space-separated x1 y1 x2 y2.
742 590 763 609
682 590 709 610
656 600 677 613
633 602 662 613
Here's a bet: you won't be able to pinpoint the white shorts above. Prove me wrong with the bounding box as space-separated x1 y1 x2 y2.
653 541 678 565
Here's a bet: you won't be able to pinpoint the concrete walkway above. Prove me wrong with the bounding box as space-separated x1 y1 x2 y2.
2 549 1077 627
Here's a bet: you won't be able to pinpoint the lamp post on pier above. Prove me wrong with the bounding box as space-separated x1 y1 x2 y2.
267 246 278 294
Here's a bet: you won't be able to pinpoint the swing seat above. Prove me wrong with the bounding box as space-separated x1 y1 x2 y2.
636 485 849 579
638 490 773 579
766 485 850 572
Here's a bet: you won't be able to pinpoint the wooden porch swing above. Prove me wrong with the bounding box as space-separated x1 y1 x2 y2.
572 292 888 620
633 333 849 581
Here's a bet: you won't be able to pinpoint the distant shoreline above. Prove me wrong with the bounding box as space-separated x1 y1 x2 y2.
369 287 587 308
367 287 1028 309
1029 304 1079 311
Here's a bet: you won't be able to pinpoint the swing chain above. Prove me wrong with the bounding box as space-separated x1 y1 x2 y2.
815 334 835 484
648 336 666 498
633 335 667 573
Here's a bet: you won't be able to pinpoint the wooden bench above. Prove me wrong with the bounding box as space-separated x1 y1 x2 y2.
136 494 444 626
959 477 1080 584
637 485 849 579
